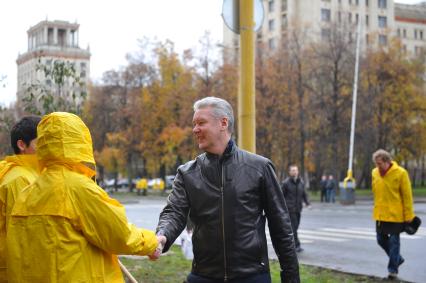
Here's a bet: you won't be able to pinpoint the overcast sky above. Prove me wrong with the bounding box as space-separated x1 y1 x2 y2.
0 0 422 106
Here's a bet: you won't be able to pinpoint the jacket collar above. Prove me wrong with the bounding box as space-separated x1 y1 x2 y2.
205 139 236 161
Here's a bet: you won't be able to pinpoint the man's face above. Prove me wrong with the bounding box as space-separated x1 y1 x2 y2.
289 167 299 178
192 107 227 153
375 158 390 172
18 138 37 154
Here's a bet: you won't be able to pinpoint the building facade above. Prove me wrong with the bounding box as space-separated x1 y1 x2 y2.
16 20 90 105
223 0 425 60
395 2 426 56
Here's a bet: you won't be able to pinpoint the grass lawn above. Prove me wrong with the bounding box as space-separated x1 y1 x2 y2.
119 246 381 283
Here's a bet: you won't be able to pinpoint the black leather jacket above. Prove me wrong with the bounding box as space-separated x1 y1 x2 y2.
281 177 310 213
156 143 300 282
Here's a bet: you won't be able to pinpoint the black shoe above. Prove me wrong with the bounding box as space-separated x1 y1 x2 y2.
398 257 405 267
387 273 398 280
295 247 304 253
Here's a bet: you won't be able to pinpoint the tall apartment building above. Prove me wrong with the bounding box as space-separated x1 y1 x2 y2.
395 2 426 56
16 20 91 104
223 0 425 60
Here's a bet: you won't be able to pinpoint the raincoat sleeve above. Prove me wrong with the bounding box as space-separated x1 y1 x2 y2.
72 180 157 256
401 170 414 222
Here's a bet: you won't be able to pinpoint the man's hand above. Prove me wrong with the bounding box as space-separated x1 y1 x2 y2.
148 235 167 261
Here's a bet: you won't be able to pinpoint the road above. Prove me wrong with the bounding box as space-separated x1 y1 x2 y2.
124 198 426 283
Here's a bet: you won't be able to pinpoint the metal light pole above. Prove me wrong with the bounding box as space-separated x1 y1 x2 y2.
343 20 362 189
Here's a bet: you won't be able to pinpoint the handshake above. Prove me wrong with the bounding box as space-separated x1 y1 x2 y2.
149 235 167 260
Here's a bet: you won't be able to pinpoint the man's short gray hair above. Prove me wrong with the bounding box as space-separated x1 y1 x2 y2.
193 97 234 134
372 149 393 163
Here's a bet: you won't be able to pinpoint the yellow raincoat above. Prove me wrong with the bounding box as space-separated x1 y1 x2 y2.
7 112 158 283
372 161 414 223
0 155 39 283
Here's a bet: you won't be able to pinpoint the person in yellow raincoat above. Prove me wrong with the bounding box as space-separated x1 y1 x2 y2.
0 116 41 283
372 149 415 280
7 112 160 283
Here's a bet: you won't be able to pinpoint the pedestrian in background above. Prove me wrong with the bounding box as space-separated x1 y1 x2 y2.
154 97 300 283
320 174 327 203
372 149 415 280
326 174 337 203
281 165 311 253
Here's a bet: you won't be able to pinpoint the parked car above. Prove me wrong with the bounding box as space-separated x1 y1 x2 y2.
165 175 175 190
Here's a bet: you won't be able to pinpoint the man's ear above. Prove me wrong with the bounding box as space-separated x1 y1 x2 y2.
16 140 27 153
221 117 229 131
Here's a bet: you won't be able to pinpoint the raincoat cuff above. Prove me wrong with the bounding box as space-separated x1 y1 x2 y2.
139 229 158 255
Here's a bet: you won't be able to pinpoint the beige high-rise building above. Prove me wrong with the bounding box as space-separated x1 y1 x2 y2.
395 2 426 56
16 20 91 105
223 0 425 61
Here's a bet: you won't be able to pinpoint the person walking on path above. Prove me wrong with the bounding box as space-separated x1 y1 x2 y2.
326 175 337 203
372 149 415 280
7 112 161 283
281 165 311 253
153 97 300 283
319 175 327 203
0 116 41 283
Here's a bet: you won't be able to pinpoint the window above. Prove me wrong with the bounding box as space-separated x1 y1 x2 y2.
378 16 387 28
403 29 407 38
415 46 422 55
268 19 275 31
420 30 424 40
80 71 86 78
378 0 387 9
366 34 370 45
268 38 276 50
268 0 274 12
414 29 418 39
338 12 342 23
356 0 359 5
402 45 407 53
321 28 331 40
282 14 288 28
321 9 331 22
281 0 287 11
397 29 401 37
366 0 369 6
349 0 352 4
378 34 387 45
349 13 352 23
366 15 369 26
80 62 86 68
356 13 359 24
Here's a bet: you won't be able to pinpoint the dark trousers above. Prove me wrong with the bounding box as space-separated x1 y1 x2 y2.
186 272 271 283
320 188 326 202
376 233 404 274
289 212 301 248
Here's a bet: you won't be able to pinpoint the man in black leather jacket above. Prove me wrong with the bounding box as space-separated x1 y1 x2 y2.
154 97 300 283
281 165 311 253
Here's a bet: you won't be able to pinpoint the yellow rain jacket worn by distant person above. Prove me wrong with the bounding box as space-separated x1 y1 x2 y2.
0 155 39 283
372 161 414 223
7 112 158 283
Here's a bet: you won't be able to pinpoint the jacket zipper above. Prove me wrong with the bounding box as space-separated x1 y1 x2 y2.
221 163 228 282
